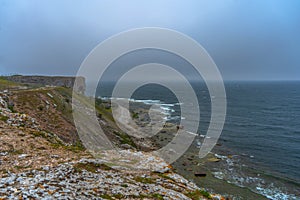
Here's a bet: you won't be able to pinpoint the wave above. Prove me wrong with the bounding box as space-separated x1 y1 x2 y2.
211 153 299 200
98 96 182 121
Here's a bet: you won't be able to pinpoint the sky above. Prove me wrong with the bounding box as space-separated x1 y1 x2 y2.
0 0 300 80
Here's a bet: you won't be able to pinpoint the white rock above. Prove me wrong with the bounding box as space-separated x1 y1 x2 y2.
47 93 53 98
18 154 28 159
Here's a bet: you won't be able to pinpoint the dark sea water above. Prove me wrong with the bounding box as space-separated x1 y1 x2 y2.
93 81 300 199
220 82 300 179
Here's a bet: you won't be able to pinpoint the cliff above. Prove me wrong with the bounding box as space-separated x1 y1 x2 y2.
0 84 224 199
5 75 86 94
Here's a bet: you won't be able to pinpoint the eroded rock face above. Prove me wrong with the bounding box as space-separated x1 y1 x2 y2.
5 75 86 94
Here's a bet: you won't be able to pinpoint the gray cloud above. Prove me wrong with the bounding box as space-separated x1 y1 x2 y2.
0 0 300 80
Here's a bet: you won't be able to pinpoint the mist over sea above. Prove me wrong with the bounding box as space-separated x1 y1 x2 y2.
91 81 300 199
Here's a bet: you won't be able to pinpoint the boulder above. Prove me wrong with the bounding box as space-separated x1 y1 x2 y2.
194 172 207 177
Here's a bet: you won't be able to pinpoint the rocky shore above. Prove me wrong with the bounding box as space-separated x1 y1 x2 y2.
110 98 269 200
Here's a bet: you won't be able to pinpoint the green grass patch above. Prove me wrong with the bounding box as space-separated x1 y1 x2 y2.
14 165 31 170
185 189 212 199
52 87 74 121
10 149 24 155
0 77 20 90
132 112 139 119
7 105 15 113
151 193 164 200
100 194 113 199
0 115 9 122
31 131 47 138
64 141 86 152
31 130 86 153
152 172 176 182
113 131 137 148
100 194 125 199
134 176 155 184
120 183 128 188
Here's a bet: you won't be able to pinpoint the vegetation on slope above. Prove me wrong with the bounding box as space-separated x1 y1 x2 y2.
0 76 22 90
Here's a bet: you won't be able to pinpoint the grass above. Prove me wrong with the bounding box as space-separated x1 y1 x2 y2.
0 115 9 122
30 130 86 152
151 194 164 200
15 87 74 122
132 112 139 119
14 87 83 143
20 87 136 150
113 131 137 148
5 85 136 155
100 194 114 199
10 149 24 155
7 105 15 113
0 77 20 90
14 165 31 170
73 162 112 173
37 105 44 111
120 184 128 188
100 193 164 200
50 140 86 153
52 87 74 121
134 176 155 184
72 90 116 125
185 189 212 199
31 131 63 144
152 172 176 182
0 169 9 175
64 141 86 152
95 101 115 123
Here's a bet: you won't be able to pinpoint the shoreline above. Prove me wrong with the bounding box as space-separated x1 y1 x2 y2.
151 127 268 200
102 97 299 200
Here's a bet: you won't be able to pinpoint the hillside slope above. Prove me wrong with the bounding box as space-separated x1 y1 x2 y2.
0 84 224 199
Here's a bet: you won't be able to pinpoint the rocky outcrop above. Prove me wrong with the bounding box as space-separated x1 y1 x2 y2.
5 75 86 94
0 93 39 129
0 151 224 200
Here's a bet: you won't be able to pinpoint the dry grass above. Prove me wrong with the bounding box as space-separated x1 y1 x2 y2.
0 122 91 176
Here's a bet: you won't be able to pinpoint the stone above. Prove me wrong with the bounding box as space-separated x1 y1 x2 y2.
0 152 8 156
120 144 132 149
0 149 223 199
207 157 221 162
47 93 53 98
194 172 207 177
18 154 28 159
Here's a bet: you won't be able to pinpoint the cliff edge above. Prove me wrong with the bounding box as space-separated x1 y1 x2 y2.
4 75 86 94
0 78 224 199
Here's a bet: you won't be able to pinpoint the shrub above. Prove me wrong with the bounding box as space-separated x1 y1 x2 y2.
0 115 9 122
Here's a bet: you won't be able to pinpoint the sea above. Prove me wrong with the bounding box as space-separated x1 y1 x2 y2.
90 81 300 200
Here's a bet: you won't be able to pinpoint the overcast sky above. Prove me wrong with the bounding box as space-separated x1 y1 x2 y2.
0 0 299 80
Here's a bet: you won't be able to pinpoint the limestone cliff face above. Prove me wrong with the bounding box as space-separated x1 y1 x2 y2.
6 75 86 94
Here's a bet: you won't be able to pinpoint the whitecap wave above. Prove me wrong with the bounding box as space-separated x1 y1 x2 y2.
210 153 299 200
98 96 182 121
